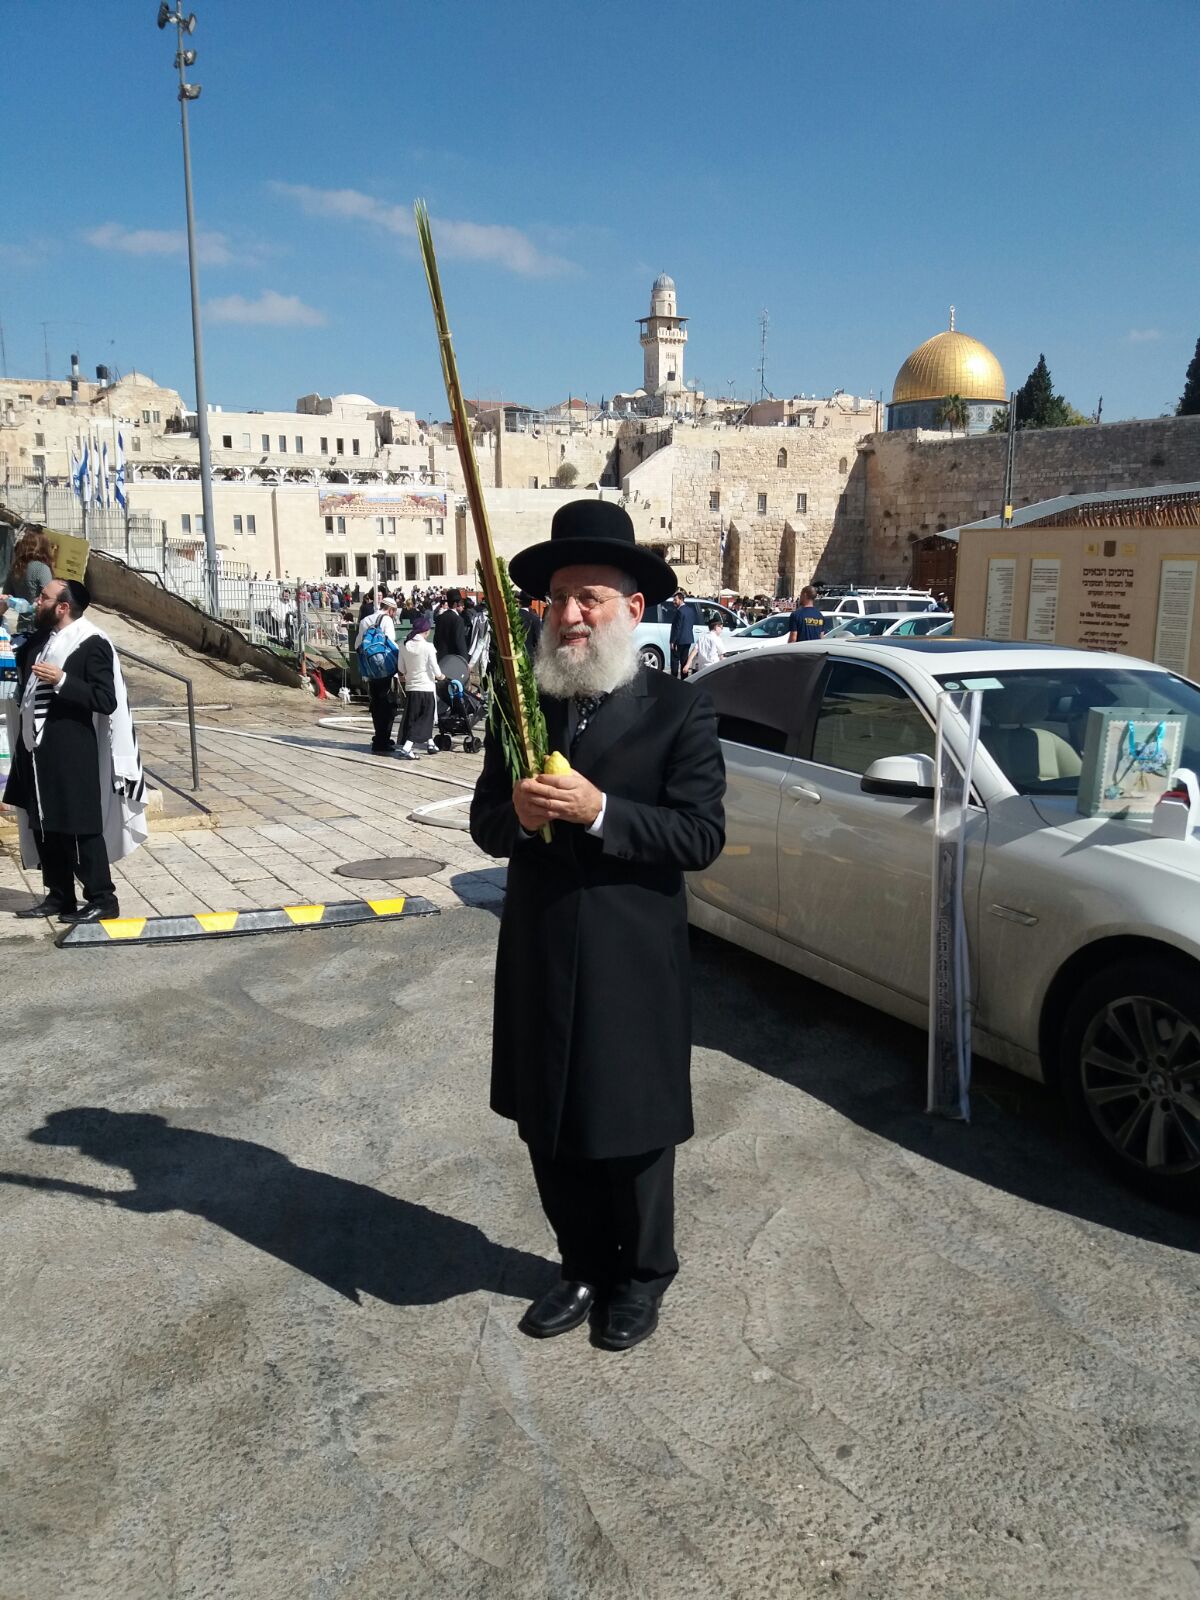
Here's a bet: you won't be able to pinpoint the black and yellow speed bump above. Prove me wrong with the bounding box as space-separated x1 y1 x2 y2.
55 895 438 948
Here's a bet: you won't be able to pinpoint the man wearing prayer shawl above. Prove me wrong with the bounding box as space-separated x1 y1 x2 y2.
5 578 147 924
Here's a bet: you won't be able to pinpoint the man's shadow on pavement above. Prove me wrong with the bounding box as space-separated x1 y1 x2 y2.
0 1108 553 1306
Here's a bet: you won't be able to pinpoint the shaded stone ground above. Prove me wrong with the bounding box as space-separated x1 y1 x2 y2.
1 909 1197 1599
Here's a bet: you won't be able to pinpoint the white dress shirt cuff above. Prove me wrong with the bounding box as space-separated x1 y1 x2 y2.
53 672 68 693
586 793 607 837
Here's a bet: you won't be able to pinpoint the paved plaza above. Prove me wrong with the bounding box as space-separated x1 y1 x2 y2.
2 911 1199 1597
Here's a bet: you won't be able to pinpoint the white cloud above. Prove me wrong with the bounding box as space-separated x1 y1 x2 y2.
1126 328 1163 344
206 290 326 328
86 221 238 267
271 183 574 277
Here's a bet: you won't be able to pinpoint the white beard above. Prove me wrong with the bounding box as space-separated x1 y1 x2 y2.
534 612 639 699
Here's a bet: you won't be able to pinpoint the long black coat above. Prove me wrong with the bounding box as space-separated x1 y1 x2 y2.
3 632 116 835
470 669 725 1160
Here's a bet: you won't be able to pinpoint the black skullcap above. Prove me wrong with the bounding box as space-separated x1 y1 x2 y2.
64 579 91 613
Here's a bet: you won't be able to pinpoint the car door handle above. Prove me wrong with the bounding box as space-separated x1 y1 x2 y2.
786 782 822 802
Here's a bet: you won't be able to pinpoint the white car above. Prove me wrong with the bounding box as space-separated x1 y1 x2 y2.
825 612 954 639
820 587 938 617
633 598 743 671
688 637 1200 1207
721 612 796 658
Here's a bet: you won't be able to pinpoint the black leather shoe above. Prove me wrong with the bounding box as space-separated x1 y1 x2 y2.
594 1293 660 1352
58 898 120 925
15 896 75 919
518 1280 595 1339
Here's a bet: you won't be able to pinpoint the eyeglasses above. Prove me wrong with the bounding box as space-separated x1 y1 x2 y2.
546 589 629 612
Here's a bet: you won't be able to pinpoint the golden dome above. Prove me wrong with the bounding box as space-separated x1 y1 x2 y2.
891 328 1006 405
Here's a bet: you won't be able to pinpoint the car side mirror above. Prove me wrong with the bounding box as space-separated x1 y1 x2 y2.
860 753 936 800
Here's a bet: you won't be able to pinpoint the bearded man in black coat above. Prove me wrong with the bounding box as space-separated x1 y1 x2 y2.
470 501 725 1352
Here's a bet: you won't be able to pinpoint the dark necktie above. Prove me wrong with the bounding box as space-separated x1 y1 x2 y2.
571 692 609 754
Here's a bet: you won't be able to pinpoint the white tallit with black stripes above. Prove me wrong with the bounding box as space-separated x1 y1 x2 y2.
15 616 149 864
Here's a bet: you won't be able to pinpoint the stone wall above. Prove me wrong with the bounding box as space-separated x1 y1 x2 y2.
624 423 870 596
862 415 1200 586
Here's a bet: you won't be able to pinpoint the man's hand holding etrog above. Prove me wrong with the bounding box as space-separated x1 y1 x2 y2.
513 771 602 830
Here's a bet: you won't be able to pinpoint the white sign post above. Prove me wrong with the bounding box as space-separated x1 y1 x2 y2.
928 690 982 1120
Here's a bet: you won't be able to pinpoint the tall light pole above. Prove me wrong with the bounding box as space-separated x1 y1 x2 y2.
157 2 219 614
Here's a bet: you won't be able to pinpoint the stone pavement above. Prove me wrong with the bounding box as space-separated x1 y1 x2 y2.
2 911 1198 1599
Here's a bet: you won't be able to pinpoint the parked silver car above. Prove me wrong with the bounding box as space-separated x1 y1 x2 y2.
689 637 1200 1207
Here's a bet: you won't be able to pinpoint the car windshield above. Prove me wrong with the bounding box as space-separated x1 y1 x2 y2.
934 665 1200 796
828 616 886 637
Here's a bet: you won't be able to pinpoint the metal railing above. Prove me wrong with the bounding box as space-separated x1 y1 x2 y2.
3 480 348 659
118 646 200 790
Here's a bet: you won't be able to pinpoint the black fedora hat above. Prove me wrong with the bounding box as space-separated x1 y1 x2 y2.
509 499 677 605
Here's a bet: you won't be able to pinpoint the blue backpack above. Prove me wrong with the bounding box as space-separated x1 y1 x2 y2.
357 619 399 681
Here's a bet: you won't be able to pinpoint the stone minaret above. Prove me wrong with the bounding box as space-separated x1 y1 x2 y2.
638 274 688 397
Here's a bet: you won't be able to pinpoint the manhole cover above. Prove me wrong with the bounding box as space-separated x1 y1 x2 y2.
334 856 444 879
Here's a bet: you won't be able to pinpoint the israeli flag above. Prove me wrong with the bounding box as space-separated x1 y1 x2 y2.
69 446 81 497
719 519 728 562
99 440 111 509
114 431 127 510
77 441 91 505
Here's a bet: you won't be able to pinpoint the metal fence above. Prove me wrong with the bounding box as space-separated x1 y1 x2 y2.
2 480 348 656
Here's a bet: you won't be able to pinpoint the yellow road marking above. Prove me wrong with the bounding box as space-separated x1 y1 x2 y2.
195 912 240 933
283 904 325 925
367 897 407 916
101 918 147 940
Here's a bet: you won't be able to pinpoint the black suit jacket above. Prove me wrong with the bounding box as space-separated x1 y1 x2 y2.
470 668 726 1159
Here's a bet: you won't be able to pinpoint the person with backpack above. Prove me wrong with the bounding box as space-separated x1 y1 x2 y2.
355 596 400 753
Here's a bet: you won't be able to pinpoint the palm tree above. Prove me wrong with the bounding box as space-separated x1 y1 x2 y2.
935 394 970 433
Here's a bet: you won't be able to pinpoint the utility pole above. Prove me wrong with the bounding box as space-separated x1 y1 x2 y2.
1002 391 1017 526
157 3 219 616
757 309 769 400
40 322 52 382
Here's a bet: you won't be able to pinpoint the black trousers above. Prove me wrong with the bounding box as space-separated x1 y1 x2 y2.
34 828 115 904
529 1145 678 1299
670 645 689 680
367 678 396 749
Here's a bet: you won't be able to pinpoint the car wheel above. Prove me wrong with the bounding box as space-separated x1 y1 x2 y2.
639 645 664 670
1060 958 1200 1210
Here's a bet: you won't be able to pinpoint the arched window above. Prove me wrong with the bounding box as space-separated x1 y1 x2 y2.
711 450 721 471
776 448 787 468
839 456 848 474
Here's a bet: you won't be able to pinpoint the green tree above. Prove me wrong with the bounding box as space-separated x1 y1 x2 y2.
1010 354 1081 430
935 394 970 432
553 461 579 488
1177 336 1200 416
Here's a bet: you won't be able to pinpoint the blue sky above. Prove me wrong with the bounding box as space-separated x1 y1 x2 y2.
3 0 1197 423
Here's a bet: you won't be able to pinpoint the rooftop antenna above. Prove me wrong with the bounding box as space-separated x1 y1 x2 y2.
40 321 53 381
757 308 770 400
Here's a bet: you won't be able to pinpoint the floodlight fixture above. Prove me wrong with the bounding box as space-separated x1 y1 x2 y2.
179 83 201 100
175 48 197 66
185 13 197 31
157 2 172 27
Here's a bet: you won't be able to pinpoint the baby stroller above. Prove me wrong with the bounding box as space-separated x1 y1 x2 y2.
434 653 486 752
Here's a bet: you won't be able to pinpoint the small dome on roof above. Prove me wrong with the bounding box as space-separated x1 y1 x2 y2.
652 273 675 292
331 392 377 407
